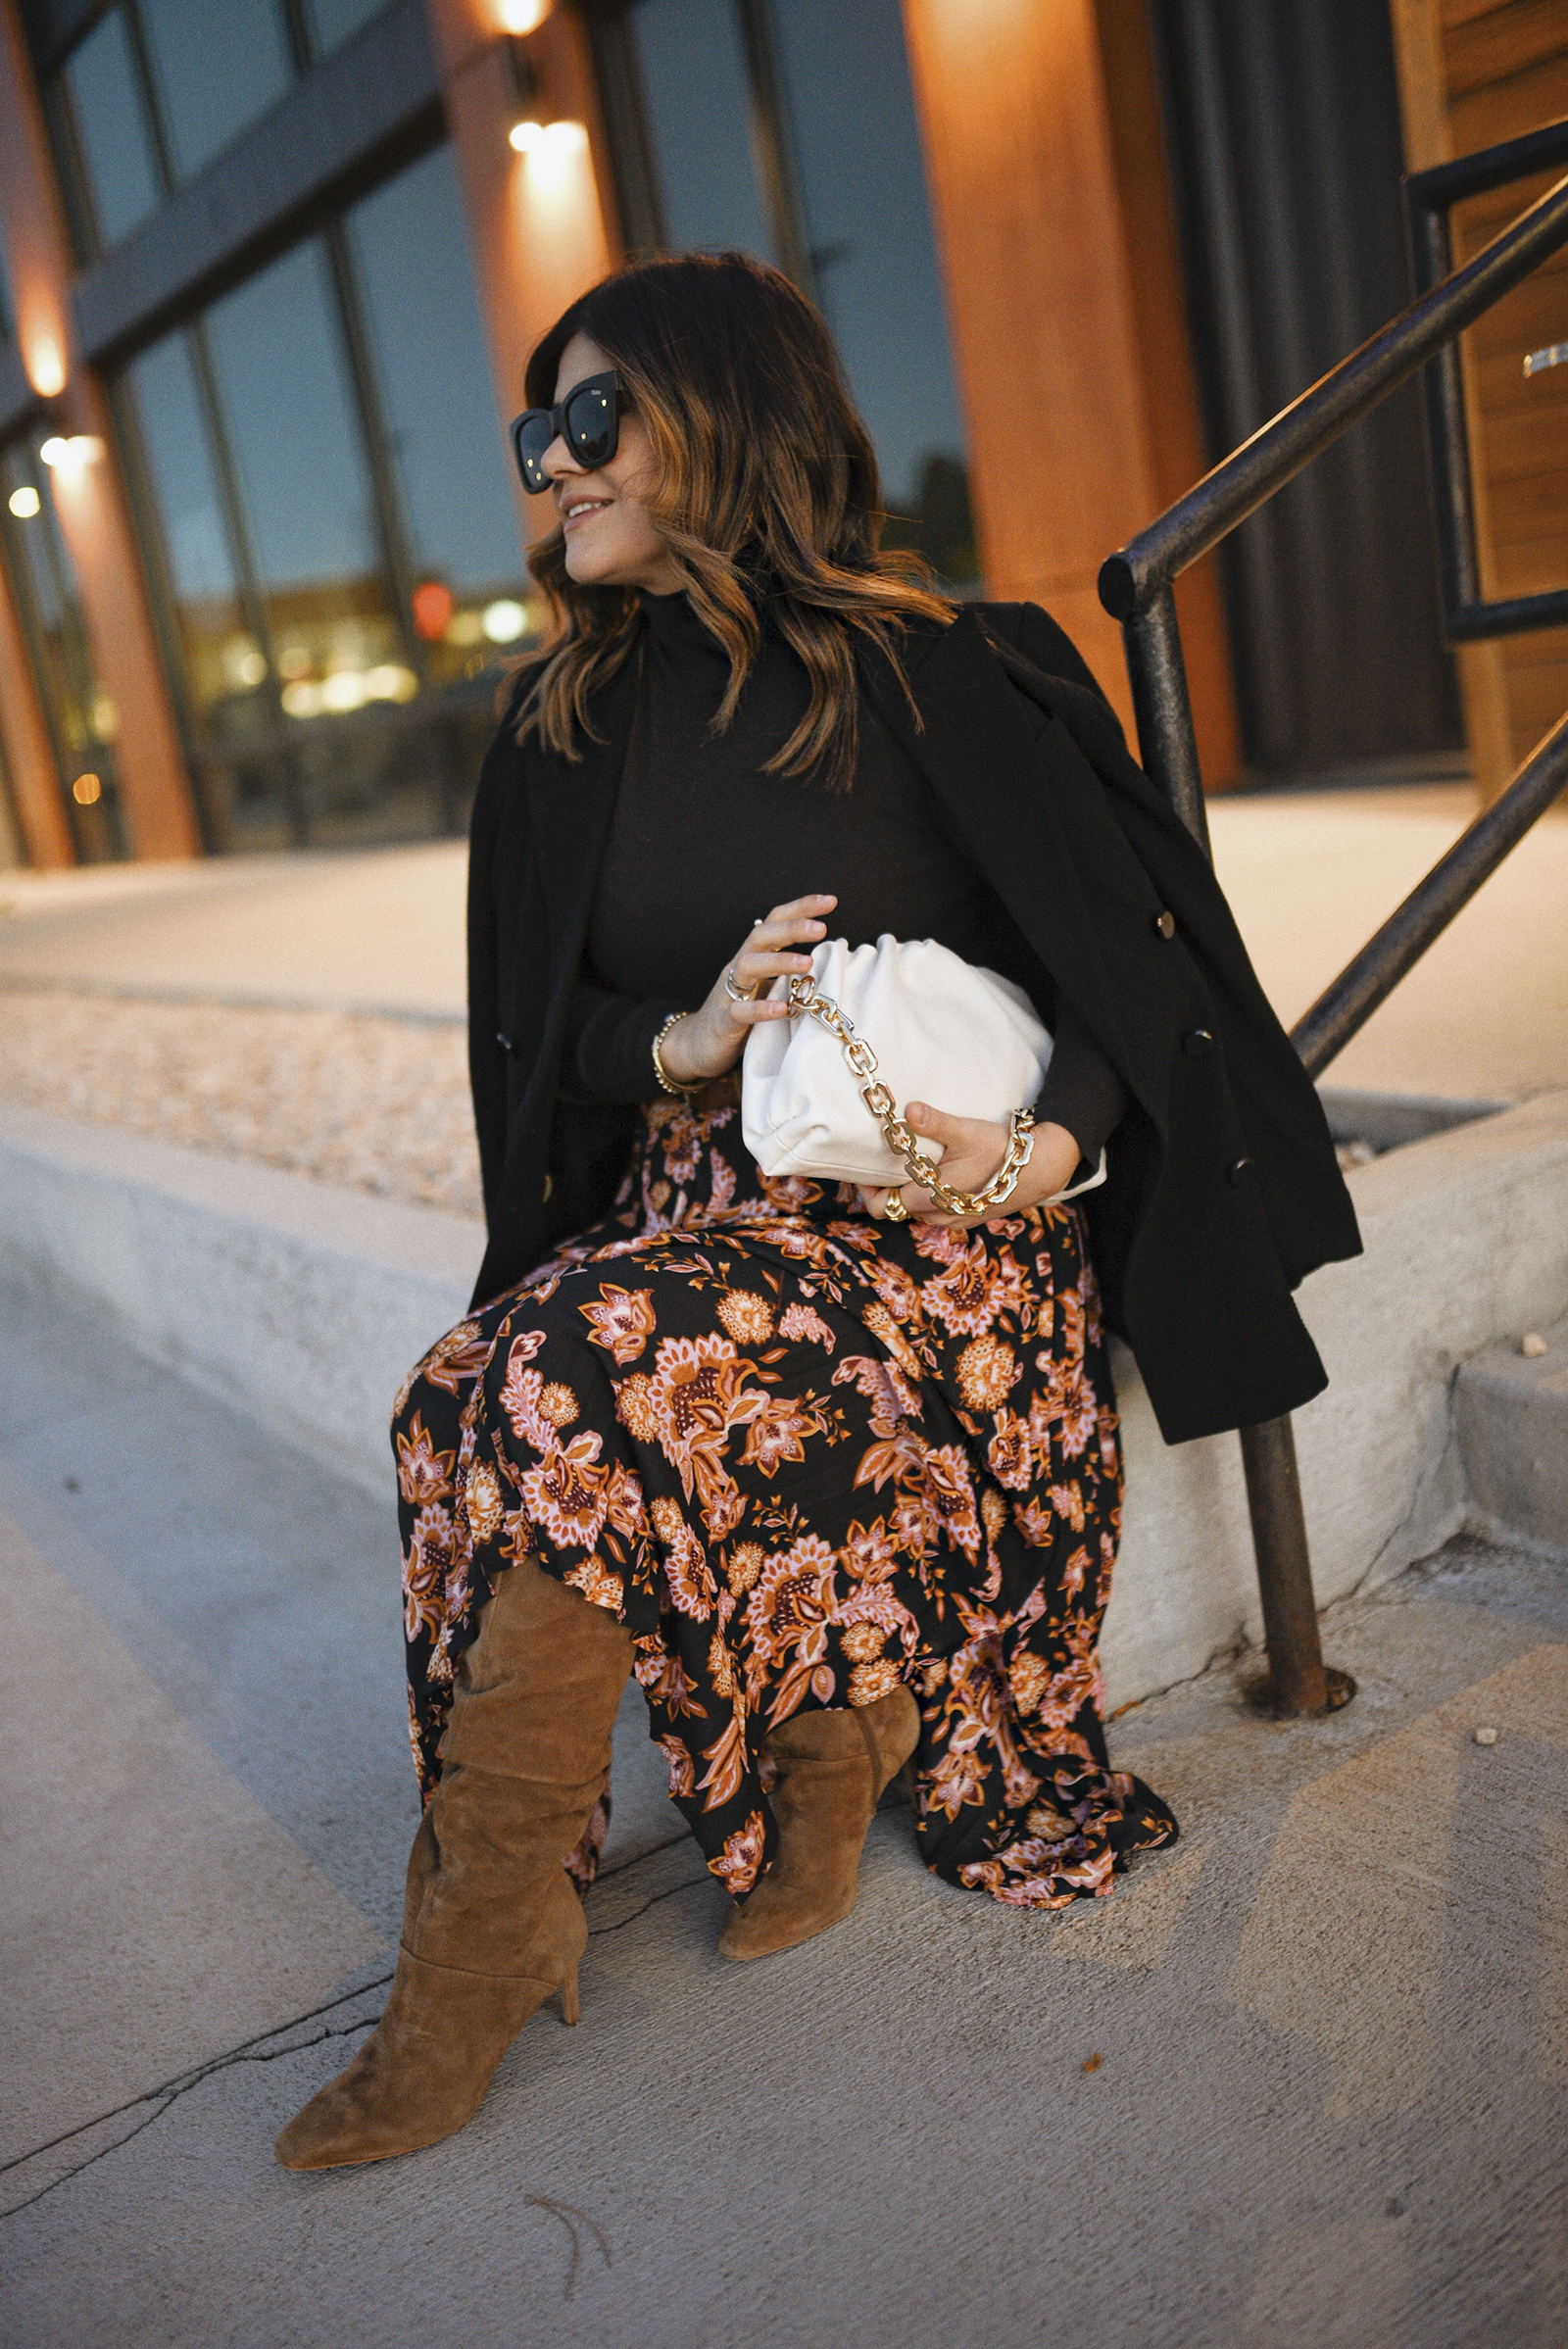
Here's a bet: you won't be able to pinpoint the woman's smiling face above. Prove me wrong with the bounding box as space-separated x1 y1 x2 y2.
542 333 683 595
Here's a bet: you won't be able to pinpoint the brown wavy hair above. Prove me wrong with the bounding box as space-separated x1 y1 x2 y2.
512 251 955 791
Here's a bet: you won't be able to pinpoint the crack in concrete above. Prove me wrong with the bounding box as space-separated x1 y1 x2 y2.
588 1867 711 1936
0 1974 393 2222
2 1854 713 2221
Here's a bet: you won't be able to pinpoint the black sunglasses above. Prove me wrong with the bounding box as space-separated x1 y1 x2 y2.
510 371 625 494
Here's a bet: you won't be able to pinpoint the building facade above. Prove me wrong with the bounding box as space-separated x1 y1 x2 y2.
0 0 1553 871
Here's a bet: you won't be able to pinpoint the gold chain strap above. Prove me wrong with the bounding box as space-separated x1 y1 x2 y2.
783 973 1036 1216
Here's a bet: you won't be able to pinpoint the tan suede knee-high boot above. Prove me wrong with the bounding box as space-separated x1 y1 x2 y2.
274 1559 633 2171
718 1683 920 1962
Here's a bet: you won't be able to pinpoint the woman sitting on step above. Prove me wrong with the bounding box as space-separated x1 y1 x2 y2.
275 251 1359 2171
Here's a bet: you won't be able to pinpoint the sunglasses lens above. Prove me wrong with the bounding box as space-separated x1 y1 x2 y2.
567 382 616 466
514 413 554 491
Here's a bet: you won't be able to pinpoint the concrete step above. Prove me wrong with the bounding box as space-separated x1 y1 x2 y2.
1455 1313 1568 1557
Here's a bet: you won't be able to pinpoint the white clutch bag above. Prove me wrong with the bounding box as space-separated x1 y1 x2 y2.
740 934 1107 1211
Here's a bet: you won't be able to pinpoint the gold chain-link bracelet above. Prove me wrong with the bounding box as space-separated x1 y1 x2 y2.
782 973 1036 1215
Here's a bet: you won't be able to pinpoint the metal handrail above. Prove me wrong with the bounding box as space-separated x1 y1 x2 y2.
1099 164 1568 620
1097 155 1568 1718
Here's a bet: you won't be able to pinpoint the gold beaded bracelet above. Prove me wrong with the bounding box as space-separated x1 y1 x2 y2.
651 1010 692 1100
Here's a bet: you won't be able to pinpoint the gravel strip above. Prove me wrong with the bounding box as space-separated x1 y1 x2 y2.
0 987 482 1219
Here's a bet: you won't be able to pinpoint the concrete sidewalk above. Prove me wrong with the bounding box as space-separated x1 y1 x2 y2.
1 785 1566 1098
2 1278 1564 2348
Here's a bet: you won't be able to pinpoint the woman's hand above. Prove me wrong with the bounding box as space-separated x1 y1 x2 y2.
860 1104 1084 1228
657 894 838 1089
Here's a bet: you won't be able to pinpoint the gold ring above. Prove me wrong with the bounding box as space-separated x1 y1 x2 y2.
882 1187 909 1223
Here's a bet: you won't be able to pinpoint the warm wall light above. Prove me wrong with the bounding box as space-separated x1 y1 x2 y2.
72 772 102 806
498 0 550 30
8 486 40 518
39 435 104 471
511 117 588 192
26 336 66 399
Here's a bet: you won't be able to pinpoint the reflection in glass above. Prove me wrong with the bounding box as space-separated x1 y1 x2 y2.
62 6 161 252
124 331 268 751
305 0 387 58
0 435 123 858
203 238 402 710
770 0 975 580
137 0 292 182
345 146 536 687
631 0 772 260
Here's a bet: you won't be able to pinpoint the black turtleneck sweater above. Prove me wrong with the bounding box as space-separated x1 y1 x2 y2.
563 589 1127 1161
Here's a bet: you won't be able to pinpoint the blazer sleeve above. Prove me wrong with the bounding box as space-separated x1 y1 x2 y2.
560 980 698 1105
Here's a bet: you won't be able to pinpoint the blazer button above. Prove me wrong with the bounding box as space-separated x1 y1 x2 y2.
1227 1156 1252 1186
1154 909 1176 939
1183 1028 1216 1057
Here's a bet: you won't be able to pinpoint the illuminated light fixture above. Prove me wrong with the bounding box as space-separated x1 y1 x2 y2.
72 771 102 806
27 337 66 399
411 579 455 640
511 116 587 196
498 0 550 28
482 597 529 644
8 486 40 518
365 662 419 704
39 434 104 471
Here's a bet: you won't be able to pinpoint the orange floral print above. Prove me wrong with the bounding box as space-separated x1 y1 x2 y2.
393 1101 1175 1907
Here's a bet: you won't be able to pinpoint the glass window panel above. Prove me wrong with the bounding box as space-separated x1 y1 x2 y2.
203 237 401 696
631 0 772 259
772 0 976 579
344 145 534 684
0 434 124 857
123 330 264 737
62 5 162 251
304 0 386 57
137 0 292 183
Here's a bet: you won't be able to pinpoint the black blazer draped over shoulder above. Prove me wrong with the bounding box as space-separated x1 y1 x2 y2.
466 600 1360 1445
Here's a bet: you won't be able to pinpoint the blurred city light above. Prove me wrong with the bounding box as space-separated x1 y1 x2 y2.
71 772 101 805
497 0 550 28
8 486 40 517
412 580 455 639
481 598 528 642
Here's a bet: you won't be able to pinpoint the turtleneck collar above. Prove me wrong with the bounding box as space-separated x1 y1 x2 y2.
636 587 727 663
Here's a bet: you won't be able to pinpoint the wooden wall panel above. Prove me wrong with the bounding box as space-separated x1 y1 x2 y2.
1390 0 1568 799
900 0 1240 787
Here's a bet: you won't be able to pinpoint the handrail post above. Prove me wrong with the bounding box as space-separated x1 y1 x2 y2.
1116 592 1344 1719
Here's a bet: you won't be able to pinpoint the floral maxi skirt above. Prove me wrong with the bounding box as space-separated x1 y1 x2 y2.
393 1099 1176 1908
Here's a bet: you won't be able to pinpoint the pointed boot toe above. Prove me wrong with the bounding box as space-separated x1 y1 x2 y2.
274 1937 582 2171
720 1683 920 1962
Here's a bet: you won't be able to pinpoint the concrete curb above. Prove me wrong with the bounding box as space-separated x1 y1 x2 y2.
2 1093 1564 1708
0 1105 481 1495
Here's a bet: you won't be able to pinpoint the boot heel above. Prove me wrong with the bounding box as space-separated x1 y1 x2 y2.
559 1963 580 2027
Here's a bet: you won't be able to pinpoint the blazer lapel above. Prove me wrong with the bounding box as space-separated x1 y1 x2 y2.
871 611 1136 1074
